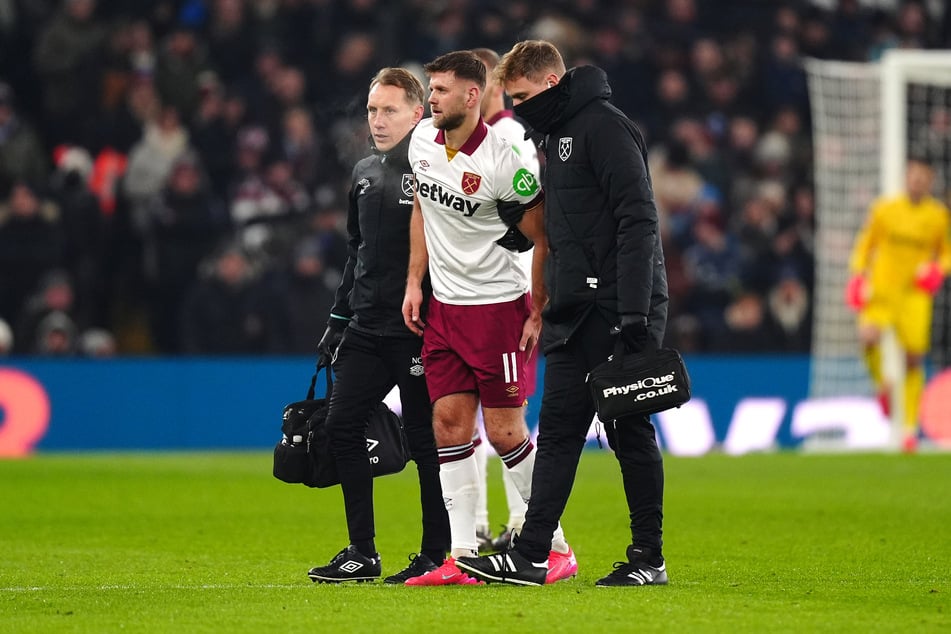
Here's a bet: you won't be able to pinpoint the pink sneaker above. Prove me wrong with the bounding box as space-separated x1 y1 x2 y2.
546 547 578 584
405 557 483 586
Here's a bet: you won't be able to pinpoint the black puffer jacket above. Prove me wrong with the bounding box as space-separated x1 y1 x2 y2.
330 133 425 337
514 65 669 351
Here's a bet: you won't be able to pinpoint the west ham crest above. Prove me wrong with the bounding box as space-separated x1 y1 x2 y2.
558 137 573 162
461 171 482 195
401 173 414 197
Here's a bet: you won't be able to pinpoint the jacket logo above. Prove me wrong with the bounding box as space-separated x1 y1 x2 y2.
402 173 414 197
558 137 573 162
461 171 482 195
356 177 370 195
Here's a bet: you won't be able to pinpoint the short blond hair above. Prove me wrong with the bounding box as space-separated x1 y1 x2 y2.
495 40 566 84
369 67 425 106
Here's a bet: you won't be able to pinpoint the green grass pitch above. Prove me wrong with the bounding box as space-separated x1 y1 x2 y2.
1 450 949 633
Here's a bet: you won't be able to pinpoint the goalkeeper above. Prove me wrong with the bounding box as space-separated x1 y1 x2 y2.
845 157 951 451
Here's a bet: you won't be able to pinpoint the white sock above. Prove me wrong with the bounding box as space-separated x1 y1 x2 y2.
438 444 480 559
500 440 569 554
502 467 527 531
472 429 489 532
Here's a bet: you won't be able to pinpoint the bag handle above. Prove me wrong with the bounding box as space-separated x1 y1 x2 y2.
306 358 334 401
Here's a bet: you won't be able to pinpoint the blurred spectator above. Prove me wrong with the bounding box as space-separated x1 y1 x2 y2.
123 104 190 233
14 269 78 355
264 236 338 354
711 292 783 353
48 145 107 327
33 310 78 356
650 140 705 249
179 245 270 354
0 82 48 190
143 151 230 353
767 275 812 353
154 24 211 120
97 73 162 154
0 182 64 329
280 106 328 192
644 68 695 144
0 316 11 354
31 0 107 147
206 0 256 84
682 214 742 348
78 327 118 357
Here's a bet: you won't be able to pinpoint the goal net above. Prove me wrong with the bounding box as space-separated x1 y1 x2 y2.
805 50 951 405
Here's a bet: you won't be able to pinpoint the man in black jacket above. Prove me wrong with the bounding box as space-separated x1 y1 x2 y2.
306 67 450 584
457 40 671 587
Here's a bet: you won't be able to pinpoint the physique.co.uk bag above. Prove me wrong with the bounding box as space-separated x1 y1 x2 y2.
272 360 410 488
587 340 691 421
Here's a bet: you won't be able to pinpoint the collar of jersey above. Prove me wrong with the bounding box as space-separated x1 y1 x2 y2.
433 117 488 156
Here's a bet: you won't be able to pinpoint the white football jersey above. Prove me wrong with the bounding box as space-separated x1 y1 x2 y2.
410 117 543 305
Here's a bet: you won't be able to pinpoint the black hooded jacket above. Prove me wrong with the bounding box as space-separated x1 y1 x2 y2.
514 65 669 351
329 132 425 337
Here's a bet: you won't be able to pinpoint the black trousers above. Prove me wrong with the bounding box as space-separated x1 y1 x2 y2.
326 327 449 555
518 310 665 562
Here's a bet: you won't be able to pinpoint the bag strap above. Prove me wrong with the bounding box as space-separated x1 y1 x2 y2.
305 358 334 401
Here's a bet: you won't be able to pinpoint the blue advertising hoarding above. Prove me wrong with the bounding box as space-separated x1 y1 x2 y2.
0 355 922 456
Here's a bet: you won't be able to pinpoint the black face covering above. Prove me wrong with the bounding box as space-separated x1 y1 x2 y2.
513 84 566 134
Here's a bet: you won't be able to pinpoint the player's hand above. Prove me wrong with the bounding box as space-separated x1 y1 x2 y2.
519 309 542 355
402 285 425 336
915 262 944 295
844 274 868 312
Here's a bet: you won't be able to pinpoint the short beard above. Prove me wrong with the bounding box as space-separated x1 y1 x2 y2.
434 110 465 131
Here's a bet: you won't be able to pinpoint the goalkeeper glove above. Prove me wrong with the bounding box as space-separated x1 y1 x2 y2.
844 274 867 312
915 262 944 295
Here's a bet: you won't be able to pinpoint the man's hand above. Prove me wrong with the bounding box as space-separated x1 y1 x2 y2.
402 285 425 336
616 319 650 354
915 262 944 295
519 309 542 355
844 274 868 312
317 318 347 362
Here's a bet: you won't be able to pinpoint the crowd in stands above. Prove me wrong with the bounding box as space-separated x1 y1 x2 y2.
0 0 948 356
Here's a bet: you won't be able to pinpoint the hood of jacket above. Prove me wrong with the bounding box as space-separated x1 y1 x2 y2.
513 65 612 135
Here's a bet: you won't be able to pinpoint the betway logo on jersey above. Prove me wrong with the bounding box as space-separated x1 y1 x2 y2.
602 373 678 400
417 181 481 216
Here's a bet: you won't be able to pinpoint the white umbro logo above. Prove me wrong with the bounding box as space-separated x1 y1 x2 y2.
339 561 364 573
366 438 380 452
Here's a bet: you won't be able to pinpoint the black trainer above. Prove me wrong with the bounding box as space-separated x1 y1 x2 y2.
308 545 381 583
595 546 668 587
383 553 438 584
456 549 547 586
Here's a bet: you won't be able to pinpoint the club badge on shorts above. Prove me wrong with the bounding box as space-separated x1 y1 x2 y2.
558 137 573 162
461 171 482 195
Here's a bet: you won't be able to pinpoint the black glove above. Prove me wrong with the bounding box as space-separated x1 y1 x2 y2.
614 318 650 354
317 318 348 362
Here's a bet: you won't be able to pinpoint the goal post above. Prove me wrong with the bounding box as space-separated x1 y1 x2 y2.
805 49 951 449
